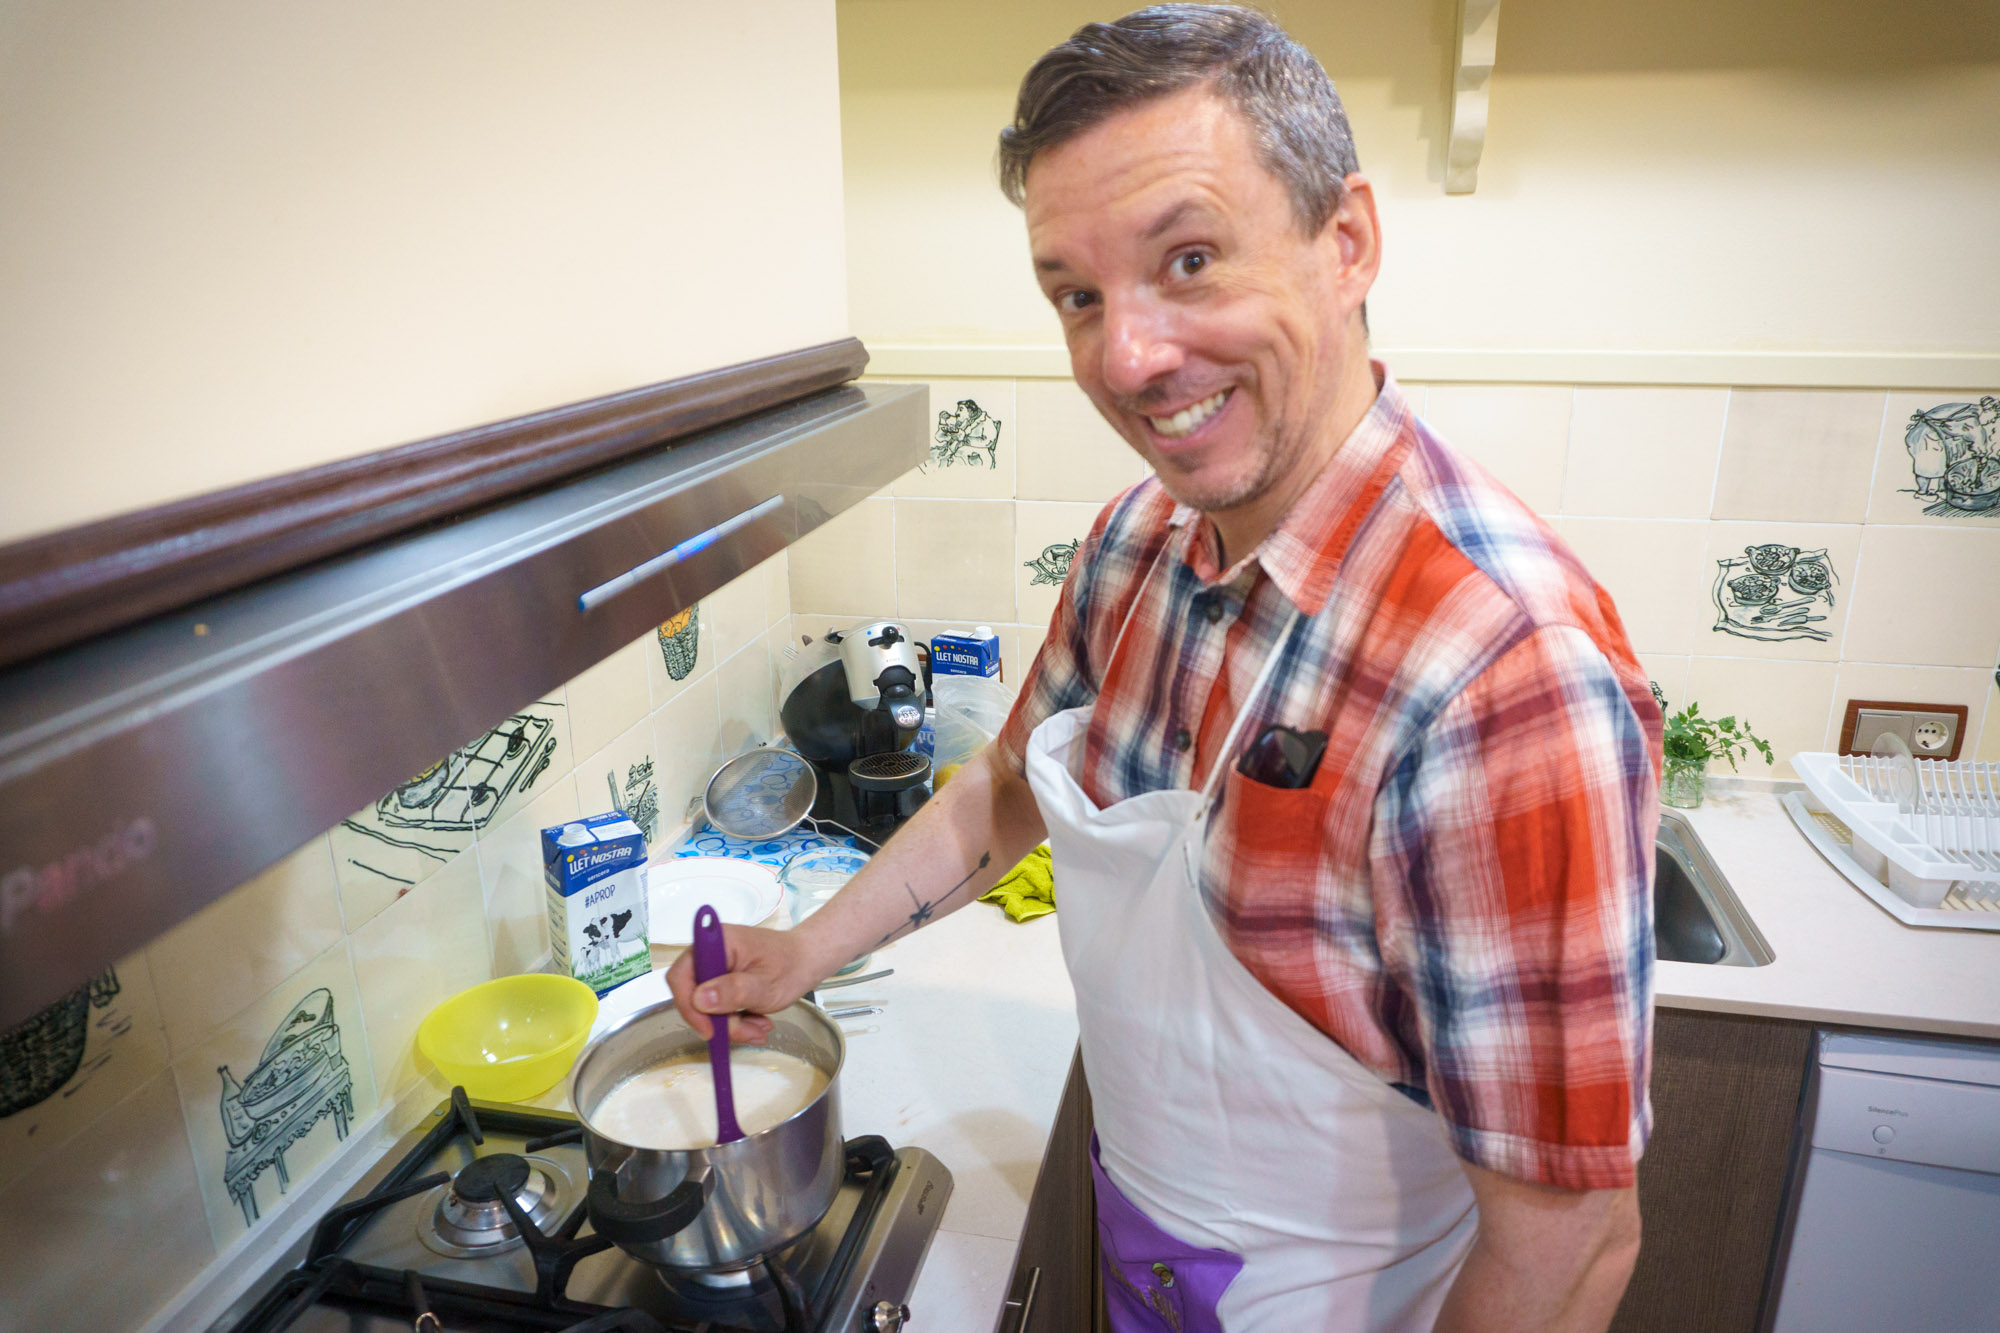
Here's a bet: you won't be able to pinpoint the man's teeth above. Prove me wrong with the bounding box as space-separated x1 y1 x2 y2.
1148 390 1230 439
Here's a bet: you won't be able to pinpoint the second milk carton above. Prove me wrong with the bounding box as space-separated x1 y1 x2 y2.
542 813 650 995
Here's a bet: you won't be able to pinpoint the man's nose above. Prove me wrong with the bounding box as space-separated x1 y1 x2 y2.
1098 296 1184 400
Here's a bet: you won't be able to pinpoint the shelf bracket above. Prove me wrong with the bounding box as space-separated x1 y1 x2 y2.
1446 0 1502 194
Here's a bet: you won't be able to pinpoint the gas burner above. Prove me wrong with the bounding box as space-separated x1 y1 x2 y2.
416 1151 576 1259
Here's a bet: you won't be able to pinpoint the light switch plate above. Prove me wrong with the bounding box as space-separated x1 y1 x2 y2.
1838 699 1968 761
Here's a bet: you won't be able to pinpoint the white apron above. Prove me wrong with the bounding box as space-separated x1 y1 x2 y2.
1021 569 1479 1331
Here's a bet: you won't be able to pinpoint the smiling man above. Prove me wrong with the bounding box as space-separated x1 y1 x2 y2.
672 7 1661 1330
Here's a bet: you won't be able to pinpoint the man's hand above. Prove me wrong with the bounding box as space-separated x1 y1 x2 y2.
1431 1163 1640 1333
664 921 839 1043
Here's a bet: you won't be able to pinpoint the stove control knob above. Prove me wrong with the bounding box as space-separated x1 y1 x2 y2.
870 1300 911 1331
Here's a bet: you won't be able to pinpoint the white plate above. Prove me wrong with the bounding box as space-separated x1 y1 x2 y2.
648 858 782 945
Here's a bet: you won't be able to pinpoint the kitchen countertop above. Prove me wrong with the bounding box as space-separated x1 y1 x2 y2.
1658 778 2000 1040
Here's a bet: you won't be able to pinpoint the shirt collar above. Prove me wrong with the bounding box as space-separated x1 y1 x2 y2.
1173 362 1415 615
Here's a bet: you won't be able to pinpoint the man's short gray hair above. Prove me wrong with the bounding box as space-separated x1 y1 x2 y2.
997 4 1360 235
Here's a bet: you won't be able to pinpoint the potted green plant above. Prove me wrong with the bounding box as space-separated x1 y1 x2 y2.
1651 682 1774 809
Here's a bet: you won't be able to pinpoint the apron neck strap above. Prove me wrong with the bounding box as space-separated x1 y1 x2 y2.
1194 604 1304 803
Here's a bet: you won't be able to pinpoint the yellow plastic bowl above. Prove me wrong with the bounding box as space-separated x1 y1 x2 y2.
416 974 600 1102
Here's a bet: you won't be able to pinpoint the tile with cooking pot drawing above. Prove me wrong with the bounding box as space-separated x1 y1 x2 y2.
170 940 378 1252
1691 522 1862 662
1866 390 2000 527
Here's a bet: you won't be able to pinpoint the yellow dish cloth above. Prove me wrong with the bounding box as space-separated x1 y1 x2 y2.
981 844 1055 922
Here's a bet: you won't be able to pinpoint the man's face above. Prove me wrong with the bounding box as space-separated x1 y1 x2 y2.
1024 87 1361 519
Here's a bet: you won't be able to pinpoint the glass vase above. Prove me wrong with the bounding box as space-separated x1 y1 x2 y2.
1661 757 1708 809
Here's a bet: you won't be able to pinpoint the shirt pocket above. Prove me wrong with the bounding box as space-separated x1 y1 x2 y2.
1217 765 1333 883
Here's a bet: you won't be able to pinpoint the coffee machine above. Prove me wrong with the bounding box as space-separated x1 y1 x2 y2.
779 621 932 842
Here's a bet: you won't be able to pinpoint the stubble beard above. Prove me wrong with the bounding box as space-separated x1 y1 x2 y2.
1147 412 1309 520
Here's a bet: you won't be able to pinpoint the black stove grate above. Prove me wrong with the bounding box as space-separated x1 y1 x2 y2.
224 1088 902 1333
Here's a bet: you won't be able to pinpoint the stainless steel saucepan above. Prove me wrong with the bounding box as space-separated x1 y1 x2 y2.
570 997 846 1271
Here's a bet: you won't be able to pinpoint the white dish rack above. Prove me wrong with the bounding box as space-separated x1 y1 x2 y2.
1788 752 2000 930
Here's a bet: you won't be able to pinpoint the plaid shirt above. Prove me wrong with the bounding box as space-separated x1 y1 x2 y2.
997 369 1661 1191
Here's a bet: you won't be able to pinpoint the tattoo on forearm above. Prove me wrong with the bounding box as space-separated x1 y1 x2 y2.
874 852 993 946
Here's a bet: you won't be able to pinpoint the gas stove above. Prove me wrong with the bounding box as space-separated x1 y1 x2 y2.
211 1089 951 1333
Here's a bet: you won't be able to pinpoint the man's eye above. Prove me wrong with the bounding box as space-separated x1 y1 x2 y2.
1058 290 1098 313
1172 252 1208 278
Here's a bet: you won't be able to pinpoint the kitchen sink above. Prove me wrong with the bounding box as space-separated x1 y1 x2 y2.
1655 810 1773 966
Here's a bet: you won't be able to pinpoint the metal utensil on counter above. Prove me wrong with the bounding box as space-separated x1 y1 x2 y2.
690 904 744 1144
824 1004 883 1021
816 968 892 990
703 748 880 848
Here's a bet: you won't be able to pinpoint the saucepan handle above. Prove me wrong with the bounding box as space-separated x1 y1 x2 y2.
586 1168 709 1246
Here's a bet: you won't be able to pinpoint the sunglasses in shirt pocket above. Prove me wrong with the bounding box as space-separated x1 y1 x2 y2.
1216 761 1334 883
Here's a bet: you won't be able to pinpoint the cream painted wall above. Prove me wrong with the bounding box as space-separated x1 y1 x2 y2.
837 0 2000 381
0 0 849 545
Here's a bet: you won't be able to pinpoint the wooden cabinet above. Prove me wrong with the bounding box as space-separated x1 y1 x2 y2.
998 1046 1103 1333
1611 1007 1813 1333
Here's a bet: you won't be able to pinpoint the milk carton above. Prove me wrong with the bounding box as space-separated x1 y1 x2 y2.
930 626 1001 679
542 813 650 995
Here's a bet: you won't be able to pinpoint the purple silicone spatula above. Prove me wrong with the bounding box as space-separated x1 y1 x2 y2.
690 904 745 1144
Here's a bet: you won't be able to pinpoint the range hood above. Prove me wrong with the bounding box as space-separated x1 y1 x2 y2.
0 377 926 1027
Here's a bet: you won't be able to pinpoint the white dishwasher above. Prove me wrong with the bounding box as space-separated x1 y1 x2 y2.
1766 1031 2000 1332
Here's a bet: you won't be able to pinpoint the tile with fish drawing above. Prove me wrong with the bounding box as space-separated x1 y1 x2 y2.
1712 543 1839 643
1901 396 2000 518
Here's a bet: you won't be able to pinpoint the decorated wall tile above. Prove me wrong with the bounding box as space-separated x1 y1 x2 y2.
894 380 1017 500
1841 524 2000 668
0 1069 214 1331
1014 500 1098 630
894 498 1016 623
329 695 569 929
1826 662 1993 757
348 847 490 1099
1866 390 2000 525
1709 389 1886 524
650 675 725 843
148 837 346 1056
1423 383 1571 514
473 772 579 976
564 635 653 764
0 949 169 1194
1555 518 1711 655
1562 387 1729 519
1683 656 1839 779
171 941 377 1251
1013 377 1147 503
789 495 897 620
575 715 664 846
1693 522 1862 663
645 602 712 708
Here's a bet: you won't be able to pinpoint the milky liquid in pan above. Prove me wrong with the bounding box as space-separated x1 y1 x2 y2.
590 1049 828 1149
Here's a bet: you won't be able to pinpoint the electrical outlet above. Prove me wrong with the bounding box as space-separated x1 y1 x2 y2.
1839 699 1968 761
